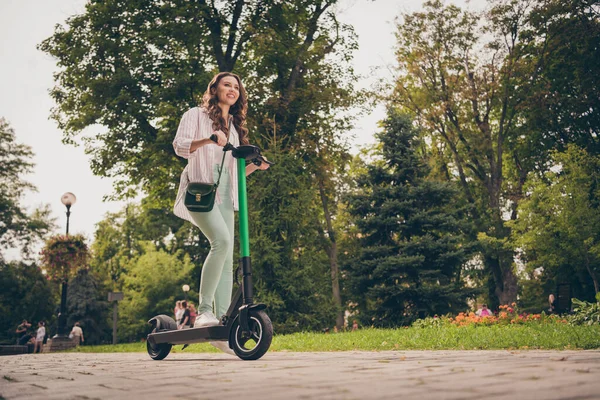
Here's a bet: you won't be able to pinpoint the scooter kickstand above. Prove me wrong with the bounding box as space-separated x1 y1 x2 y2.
181 344 189 350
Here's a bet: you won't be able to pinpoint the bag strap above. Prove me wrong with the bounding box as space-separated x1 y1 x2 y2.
214 122 231 187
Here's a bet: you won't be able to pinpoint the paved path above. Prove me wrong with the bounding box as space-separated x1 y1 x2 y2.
1 350 600 399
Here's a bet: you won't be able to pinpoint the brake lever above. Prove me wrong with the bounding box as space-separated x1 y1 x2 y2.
253 156 274 166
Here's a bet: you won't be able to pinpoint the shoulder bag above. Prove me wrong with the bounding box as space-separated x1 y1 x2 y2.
184 126 230 213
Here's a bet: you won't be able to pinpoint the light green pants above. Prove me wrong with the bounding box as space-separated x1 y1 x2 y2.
189 165 234 318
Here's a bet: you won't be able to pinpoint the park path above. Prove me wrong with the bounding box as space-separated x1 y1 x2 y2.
1 350 599 399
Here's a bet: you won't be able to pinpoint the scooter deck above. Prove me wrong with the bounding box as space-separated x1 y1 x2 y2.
148 325 230 346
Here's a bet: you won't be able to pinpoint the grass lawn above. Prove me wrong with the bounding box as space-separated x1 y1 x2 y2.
70 324 600 353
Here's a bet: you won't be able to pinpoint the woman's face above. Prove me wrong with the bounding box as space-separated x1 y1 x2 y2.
215 75 240 108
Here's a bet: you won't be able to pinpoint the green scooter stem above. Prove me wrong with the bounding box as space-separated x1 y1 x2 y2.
237 158 253 308
237 157 250 258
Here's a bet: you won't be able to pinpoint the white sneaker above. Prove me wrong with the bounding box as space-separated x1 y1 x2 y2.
193 312 219 328
210 341 236 356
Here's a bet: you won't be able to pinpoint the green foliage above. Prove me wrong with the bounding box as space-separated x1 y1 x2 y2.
515 0 600 161
345 110 477 327
0 261 57 344
0 118 54 261
389 0 600 307
40 234 89 282
248 150 337 333
38 0 218 201
569 294 600 326
118 243 194 341
511 146 600 303
238 0 360 330
67 268 110 345
91 204 208 291
411 316 445 329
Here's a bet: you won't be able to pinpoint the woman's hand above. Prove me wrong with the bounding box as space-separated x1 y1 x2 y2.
245 156 270 176
212 130 228 147
257 156 270 170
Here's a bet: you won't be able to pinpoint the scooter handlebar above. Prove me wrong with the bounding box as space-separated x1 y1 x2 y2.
209 134 275 166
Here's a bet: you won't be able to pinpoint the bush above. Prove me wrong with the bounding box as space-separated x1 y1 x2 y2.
569 293 600 326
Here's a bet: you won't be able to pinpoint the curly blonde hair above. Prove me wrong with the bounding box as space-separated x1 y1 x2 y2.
202 72 249 145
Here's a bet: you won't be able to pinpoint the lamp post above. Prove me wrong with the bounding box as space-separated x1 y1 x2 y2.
182 284 190 301
55 192 76 338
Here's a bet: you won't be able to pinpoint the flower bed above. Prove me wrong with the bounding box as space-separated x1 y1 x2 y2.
413 303 568 328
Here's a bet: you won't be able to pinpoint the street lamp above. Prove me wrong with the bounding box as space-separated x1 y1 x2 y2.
61 192 76 235
182 284 190 301
55 192 76 338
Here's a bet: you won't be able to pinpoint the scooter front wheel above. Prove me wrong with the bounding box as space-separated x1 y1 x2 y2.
147 328 172 360
230 310 273 360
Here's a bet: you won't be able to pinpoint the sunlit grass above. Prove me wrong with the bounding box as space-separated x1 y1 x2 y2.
69 324 600 353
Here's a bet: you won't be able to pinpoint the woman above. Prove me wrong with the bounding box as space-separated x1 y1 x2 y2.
70 322 84 345
173 72 269 329
549 294 557 313
34 321 45 353
174 300 184 325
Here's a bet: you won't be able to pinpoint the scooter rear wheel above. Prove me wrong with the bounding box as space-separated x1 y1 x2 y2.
147 328 172 360
229 310 273 360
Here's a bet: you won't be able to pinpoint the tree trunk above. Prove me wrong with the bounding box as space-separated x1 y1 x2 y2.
584 253 600 294
486 253 518 306
318 179 344 330
498 266 518 304
328 240 344 330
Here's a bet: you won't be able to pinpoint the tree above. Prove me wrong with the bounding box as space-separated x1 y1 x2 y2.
389 0 557 305
67 268 110 345
241 1 359 329
247 151 338 333
118 243 194 341
515 0 600 162
0 118 54 261
90 204 207 295
0 261 57 343
511 146 600 305
345 110 476 327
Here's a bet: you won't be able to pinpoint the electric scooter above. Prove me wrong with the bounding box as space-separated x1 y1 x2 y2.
146 138 274 361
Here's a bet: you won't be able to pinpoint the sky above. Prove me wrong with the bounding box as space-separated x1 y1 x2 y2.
0 0 484 259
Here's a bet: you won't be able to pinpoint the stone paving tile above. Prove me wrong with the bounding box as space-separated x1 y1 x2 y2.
1 350 600 399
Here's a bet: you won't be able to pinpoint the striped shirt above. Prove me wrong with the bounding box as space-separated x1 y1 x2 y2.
173 107 240 226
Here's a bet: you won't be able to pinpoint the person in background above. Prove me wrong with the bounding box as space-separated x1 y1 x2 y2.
352 320 359 331
175 300 184 325
16 320 31 345
70 322 84 345
480 304 492 317
34 321 45 353
189 302 198 326
475 304 483 316
178 301 191 329
549 294 557 313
